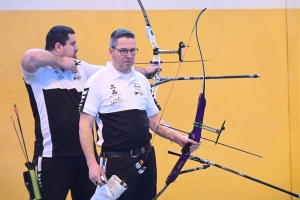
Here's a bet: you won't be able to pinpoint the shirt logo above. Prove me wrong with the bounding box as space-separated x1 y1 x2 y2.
133 82 143 96
72 71 81 80
134 83 141 90
111 97 123 106
54 69 64 79
110 84 121 96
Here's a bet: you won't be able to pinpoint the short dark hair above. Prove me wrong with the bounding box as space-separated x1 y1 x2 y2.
110 29 135 47
45 25 75 50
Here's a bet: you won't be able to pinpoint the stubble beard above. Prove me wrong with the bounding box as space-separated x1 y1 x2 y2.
73 51 77 59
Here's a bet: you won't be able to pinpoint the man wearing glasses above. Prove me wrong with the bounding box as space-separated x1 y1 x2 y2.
79 29 201 199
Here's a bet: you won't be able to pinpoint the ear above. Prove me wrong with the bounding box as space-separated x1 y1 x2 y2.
108 47 114 56
54 42 63 53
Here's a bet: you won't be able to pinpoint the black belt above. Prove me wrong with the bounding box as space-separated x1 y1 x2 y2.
100 143 152 158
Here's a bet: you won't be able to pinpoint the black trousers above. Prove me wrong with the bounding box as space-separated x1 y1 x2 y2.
104 148 157 200
34 155 96 200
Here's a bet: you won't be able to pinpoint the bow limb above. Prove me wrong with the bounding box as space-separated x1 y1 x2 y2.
137 0 161 110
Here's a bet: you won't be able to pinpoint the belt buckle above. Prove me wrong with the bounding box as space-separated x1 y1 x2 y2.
130 149 139 158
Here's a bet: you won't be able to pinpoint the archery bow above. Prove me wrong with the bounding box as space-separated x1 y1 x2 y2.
136 1 225 198
152 8 208 200
135 2 296 200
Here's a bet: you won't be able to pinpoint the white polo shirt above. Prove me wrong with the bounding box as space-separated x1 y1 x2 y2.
79 62 159 151
22 61 103 157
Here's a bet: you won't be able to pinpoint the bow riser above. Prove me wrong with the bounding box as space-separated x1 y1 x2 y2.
165 93 206 185
190 93 206 142
165 152 189 184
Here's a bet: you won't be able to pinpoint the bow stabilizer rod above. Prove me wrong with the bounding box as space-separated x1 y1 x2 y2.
175 164 210 175
151 74 261 86
168 151 300 198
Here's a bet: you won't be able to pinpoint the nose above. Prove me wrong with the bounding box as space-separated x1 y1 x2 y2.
75 45 79 51
126 51 133 57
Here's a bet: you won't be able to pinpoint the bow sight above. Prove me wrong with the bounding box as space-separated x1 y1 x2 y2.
149 41 186 65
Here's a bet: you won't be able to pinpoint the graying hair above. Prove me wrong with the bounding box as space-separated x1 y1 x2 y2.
110 29 135 47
